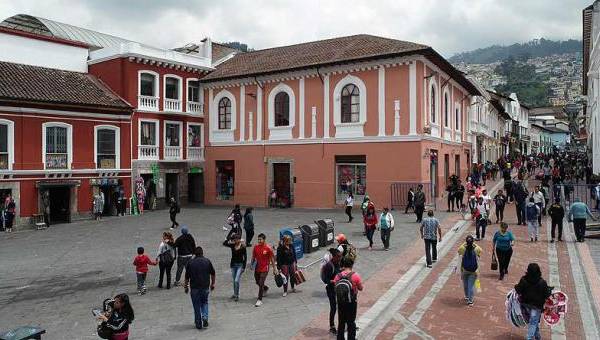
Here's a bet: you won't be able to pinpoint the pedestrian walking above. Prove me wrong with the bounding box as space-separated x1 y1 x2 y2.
42 190 51 228
514 263 552 340
420 210 442 268
548 198 565 242
414 184 426 223
526 197 541 242
116 186 126 216
405 187 415 214
96 293 134 340
276 235 297 297
133 246 157 295
226 234 247 301
514 181 529 226
363 203 378 250
135 176 146 214
455 180 465 211
494 189 507 223
156 231 175 289
93 192 103 221
379 207 395 250
251 233 278 307
333 257 363 340
446 180 456 212
321 248 342 335
458 235 482 306
492 222 514 281
568 198 596 242
243 207 255 246
184 246 216 330
474 196 489 240
3 195 15 233
344 193 354 223
168 197 180 229
531 186 545 225
173 226 196 286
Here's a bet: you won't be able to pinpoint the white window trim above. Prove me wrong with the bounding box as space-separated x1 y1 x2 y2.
267 83 296 140
163 74 183 100
186 122 204 148
186 78 203 114
164 120 183 148
42 122 73 170
0 119 14 171
211 89 237 143
138 70 160 97
333 74 367 138
443 88 450 128
138 118 159 147
428 78 439 126
94 125 120 169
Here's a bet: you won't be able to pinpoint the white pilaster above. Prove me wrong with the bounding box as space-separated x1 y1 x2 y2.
299 77 305 139
311 106 317 139
378 66 386 136
240 85 245 141
409 62 417 135
394 100 400 136
323 74 330 138
208 88 214 141
257 86 263 141
249 111 254 141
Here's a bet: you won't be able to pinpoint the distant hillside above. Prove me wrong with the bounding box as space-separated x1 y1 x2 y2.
449 38 581 64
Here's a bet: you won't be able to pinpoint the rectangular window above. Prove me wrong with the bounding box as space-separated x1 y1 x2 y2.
0 124 7 169
140 73 156 96
216 160 235 200
188 125 202 147
165 123 180 147
165 77 179 99
188 81 200 102
140 121 156 145
335 155 366 200
46 126 68 169
97 129 116 169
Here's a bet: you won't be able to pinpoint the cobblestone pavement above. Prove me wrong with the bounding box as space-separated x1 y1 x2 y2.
0 205 450 340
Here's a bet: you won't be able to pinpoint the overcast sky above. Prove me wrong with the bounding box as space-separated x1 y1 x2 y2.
0 0 592 57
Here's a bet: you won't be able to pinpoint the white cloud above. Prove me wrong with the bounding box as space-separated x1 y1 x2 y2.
0 0 589 56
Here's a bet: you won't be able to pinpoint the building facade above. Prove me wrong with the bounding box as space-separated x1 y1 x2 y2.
584 2 600 173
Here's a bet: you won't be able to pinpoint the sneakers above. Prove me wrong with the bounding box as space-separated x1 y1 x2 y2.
234 296 239 302
283 292 287 297
426 264 432 268
230 295 237 300
467 300 474 307
202 320 209 328
255 300 263 307
329 327 338 335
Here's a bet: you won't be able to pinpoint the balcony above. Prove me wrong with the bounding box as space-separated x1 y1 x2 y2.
45 153 68 169
138 145 158 160
164 146 182 160
187 101 202 114
138 95 158 111
187 147 204 161
164 98 181 112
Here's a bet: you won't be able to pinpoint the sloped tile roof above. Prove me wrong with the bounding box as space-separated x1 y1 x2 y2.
0 61 131 111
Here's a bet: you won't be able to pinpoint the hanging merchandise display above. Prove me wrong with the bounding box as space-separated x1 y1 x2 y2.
543 291 568 326
505 289 569 328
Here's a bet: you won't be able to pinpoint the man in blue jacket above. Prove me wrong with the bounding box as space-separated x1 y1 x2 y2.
568 198 596 242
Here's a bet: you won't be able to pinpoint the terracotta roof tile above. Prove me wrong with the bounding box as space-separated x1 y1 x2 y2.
0 61 131 111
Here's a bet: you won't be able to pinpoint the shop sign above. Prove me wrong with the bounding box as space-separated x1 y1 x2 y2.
189 167 202 174
90 178 119 186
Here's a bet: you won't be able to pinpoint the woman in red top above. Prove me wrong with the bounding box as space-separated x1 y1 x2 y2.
363 203 378 250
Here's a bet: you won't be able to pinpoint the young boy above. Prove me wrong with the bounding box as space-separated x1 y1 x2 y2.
133 246 157 295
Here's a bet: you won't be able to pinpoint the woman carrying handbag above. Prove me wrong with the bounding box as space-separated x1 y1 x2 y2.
492 222 515 281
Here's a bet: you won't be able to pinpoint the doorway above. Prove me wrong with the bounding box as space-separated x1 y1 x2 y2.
188 173 204 203
273 163 291 207
430 150 438 197
455 155 461 178
99 185 117 216
140 174 156 210
48 186 70 223
444 154 450 185
166 173 179 202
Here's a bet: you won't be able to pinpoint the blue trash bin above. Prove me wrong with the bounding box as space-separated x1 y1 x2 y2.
279 227 304 260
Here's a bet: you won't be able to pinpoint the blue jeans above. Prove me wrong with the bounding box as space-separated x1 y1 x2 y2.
231 264 243 297
461 272 476 302
190 288 210 328
527 307 542 340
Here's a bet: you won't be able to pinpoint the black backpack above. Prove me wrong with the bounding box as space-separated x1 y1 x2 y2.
335 271 355 304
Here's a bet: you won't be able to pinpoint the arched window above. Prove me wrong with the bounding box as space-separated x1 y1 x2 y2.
341 84 360 123
430 85 436 123
218 97 231 130
274 92 290 126
444 92 449 127
455 107 460 130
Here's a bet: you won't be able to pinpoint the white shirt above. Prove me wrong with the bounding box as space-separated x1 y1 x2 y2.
481 194 492 206
346 196 354 206
532 191 545 208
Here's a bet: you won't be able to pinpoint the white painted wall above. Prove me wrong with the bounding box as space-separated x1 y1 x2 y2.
0 32 88 72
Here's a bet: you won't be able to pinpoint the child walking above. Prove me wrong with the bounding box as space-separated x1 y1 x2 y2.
133 246 157 295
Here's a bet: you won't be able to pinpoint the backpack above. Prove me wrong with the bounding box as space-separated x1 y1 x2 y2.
461 247 478 272
159 247 174 265
343 243 357 262
526 204 538 221
335 271 356 304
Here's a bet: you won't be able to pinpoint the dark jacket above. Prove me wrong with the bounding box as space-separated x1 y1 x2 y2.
322 260 340 287
515 276 552 310
169 201 179 214
513 183 529 203
548 204 565 221
414 191 426 207
243 213 254 229
276 244 297 268
106 310 131 333
174 234 196 257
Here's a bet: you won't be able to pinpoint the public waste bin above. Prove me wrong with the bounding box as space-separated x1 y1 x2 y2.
279 227 304 260
316 219 335 247
299 224 320 253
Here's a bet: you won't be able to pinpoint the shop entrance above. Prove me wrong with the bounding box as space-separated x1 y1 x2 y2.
99 185 117 216
273 163 291 208
140 174 156 211
166 173 179 202
188 173 204 203
430 150 439 198
48 186 70 223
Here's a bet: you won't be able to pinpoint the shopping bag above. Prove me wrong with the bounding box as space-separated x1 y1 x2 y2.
293 270 306 285
475 278 481 293
491 252 498 271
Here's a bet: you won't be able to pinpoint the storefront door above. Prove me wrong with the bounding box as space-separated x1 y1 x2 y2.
273 163 291 207
49 186 70 223
188 173 204 203
166 173 179 202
